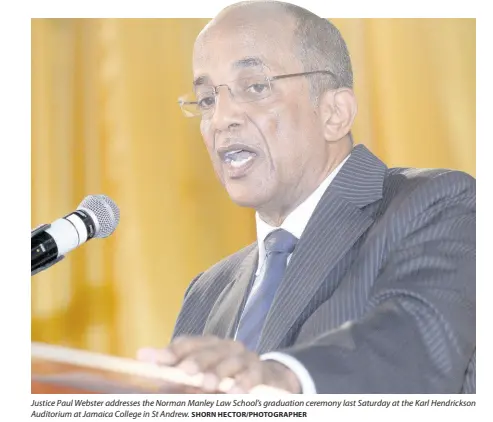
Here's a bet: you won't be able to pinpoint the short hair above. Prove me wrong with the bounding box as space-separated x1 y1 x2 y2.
222 1 354 102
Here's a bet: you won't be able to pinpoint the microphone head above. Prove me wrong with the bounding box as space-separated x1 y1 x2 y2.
78 194 120 238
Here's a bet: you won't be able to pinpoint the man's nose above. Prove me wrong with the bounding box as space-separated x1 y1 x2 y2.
210 85 245 131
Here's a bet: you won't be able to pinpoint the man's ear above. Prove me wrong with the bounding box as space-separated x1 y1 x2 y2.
318 88 358 142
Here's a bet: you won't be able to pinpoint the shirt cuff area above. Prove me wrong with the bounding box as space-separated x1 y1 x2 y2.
260 352 317 394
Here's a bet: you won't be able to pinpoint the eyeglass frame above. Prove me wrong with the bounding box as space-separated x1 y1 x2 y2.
177 69 338 118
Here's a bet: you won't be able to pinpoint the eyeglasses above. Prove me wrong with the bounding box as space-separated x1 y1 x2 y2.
177 70 337 118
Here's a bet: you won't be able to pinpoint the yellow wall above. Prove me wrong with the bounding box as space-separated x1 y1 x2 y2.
31 18 475 358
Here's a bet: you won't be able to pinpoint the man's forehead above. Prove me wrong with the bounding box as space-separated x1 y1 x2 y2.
192 20 295 81
194 10 295 56
192 56 271 87
196 55 269 72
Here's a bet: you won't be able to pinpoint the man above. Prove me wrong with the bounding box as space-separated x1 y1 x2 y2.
138 1 476 394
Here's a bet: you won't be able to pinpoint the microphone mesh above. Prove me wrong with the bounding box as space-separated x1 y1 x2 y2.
78 195 120 238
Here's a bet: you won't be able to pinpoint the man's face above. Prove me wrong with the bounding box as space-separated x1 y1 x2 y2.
193 16 330 216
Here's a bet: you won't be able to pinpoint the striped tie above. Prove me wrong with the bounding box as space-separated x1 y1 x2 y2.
235 229 298 351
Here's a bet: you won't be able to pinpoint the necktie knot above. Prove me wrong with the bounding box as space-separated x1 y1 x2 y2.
264 229 298 255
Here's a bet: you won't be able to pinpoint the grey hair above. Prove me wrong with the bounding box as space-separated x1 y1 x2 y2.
280 2 353 101
222 1 354 102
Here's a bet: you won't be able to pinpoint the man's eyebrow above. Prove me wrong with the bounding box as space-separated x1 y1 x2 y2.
193 75 210 87
193 57 270 87
232 56 268 70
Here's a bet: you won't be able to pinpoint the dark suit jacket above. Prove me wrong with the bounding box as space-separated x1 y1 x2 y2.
173 145 476 393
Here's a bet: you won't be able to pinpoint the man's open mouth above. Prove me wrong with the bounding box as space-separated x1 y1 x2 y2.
218 144 260 176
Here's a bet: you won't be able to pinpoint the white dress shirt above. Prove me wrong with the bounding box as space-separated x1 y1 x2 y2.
234 155 350 393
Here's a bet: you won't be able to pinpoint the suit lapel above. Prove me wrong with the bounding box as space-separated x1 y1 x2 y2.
203 246 258 339
257 145 387 353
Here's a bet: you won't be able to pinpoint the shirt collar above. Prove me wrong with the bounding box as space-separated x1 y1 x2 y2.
255 155 350 275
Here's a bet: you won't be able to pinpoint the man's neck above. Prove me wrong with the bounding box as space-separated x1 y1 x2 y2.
257 149 351 227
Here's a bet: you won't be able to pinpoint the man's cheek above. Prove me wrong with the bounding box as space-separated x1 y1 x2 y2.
202 136 216 161
211 158 226 185
200 120 209 135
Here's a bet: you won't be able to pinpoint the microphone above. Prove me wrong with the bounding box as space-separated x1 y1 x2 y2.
31 195 120 276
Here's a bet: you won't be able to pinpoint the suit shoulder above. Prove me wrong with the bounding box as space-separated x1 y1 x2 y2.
385 167 475 198
375 167 475 222
388 166 474 185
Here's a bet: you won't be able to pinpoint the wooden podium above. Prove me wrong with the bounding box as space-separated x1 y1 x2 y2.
31 342 288 395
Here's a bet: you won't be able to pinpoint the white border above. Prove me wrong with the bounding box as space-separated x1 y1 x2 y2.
0 1 485 420
25 0 478 18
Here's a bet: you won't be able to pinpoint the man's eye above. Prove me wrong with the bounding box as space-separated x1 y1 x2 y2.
198 96 215 109
247 83 269 94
